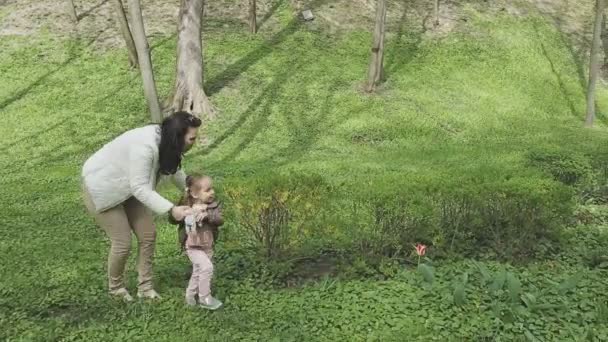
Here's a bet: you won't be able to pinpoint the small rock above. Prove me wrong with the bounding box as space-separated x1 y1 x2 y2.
302 10 314 21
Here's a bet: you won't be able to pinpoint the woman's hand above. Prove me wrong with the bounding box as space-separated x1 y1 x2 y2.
171 206 192 221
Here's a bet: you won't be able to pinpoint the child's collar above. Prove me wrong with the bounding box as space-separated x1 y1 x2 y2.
206 201 219 209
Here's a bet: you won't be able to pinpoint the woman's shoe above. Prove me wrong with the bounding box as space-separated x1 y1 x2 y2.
109 288 133 302
137 289 162 300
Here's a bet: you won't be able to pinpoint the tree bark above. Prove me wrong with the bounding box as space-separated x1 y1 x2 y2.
434 0 439 27
168 0 214 119
602 12 608 68
111 0 139 68
585 0 605 127
249 0 257 34
365 0 387 93
127 0 163 123
68 0 78 22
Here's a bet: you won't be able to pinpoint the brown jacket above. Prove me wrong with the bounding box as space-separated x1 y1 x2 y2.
170 201 223 252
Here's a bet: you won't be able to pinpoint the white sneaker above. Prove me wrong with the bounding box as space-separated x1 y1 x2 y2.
199 295 222 310
185 295 197 306
109 288 133 302
137 289 162 300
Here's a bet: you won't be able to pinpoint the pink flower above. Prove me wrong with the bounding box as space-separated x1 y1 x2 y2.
414 244 427 257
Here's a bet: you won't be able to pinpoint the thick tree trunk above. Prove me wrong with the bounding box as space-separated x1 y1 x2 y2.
112 0 139 68
169 0 214 119
365 0 387 93
127 0 162 123
68 0 78 22
585 0 605 127
249 0 257 34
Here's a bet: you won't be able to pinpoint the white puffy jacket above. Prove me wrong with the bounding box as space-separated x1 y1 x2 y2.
82 125 186 214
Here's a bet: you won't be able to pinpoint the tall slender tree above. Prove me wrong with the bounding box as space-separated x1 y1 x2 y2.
67 0 78 22
111 0 139 68
128 0 162 122
365 0 387 92
601 12 608 71
434 0 440 27
249 0 257 34
585 0 605 127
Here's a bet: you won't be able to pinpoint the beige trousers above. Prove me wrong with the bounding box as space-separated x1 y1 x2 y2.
83 187 156 292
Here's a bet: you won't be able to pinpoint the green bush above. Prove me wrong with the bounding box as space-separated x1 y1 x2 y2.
581 152 608 204
441 178 574 259
527 150 593 186
223 172 330 259
343 176 574 261
527 149 608 204
351 193 438 259
222 171 573 262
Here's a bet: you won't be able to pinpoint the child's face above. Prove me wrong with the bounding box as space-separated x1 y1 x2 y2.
192 178 215 204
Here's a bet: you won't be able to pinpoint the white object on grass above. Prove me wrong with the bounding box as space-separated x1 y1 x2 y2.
302 10 314 21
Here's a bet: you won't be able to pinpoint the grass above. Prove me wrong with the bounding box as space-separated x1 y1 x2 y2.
1 4 608 341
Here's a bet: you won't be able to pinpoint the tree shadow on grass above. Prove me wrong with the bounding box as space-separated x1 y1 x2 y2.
0 31 103 111
204 0 330 97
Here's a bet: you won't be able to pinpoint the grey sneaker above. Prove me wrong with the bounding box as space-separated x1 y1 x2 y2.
199 295 222 310
185 295 197 306
137 289 162 300
109 288 133 302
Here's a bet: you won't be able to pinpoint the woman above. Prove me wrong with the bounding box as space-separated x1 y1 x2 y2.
82 111 201 301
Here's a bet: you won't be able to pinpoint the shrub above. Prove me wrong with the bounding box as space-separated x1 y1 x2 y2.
222 170 574 262
346 176 574 261
527 150 592 186
224 172 329 259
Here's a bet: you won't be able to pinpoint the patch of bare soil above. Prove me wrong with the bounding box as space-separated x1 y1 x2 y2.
293 0 594 49
0 0 597 57
0 0 281 49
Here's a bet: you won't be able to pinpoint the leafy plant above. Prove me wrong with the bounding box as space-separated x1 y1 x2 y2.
453 272 469 306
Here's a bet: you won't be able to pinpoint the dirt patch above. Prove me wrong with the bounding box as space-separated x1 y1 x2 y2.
0 0 281 50
285 255 338 286
294 0 595 44
0 0 597 56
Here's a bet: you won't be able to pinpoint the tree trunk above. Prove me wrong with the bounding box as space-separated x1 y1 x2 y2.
434 0 439 27
365 0 387 93
168 0 214 119
127 0 163 123
602 12 608 68
249 0 257 34
68 0 78 22
585 0 605 127
112 0 139 68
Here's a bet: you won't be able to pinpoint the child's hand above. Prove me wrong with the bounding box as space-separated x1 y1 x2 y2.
192 203 208 212
195 211 208 223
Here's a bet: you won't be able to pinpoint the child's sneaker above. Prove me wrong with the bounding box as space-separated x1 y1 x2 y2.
185 295 197 306
199 295 222 310
109 288 133 302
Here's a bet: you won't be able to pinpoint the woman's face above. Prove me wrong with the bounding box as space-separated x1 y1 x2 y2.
183 127 198 152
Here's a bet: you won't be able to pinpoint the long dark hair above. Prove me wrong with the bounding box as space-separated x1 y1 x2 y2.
158 112 202 175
